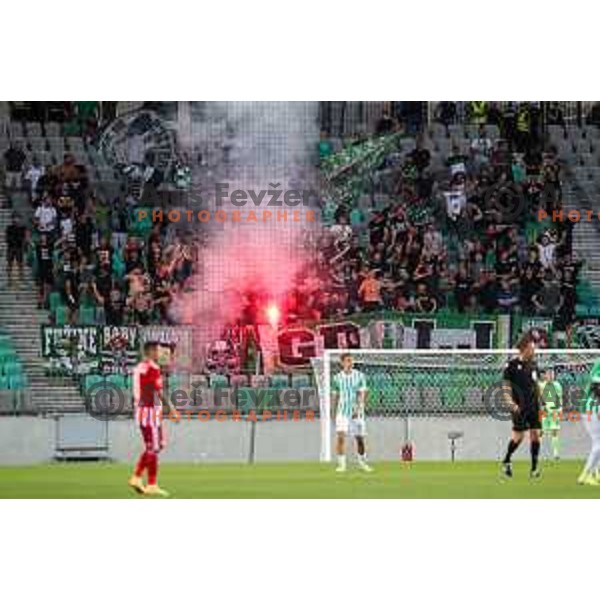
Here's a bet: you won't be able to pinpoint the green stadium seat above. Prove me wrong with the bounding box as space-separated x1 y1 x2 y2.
55 305 69 326
291 373 311 388
84 374 130 413
48 291 62 312
3 362 23 378
442 371 468 409
105 374 131 413
0 376 8 389
350 207 365 227
0 346 13 361
8 373 26 390
473 371 499 408
209 374 229 388
382 371 415 414
576 304 589 317
0 358 18 376
106 374 126 391
165 373 190 411
368 370 406 413
166 372 184 393
321 200 337 226
0 345 16 362
80 292 96 309
79 306 96 325
83 374 104 394
417 371 442 411
584 304 598 316
269 374 289 389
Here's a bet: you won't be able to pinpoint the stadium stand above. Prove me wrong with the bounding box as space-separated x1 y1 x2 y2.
547 119 600 296
308 102 593 335
2 114 197 330
0 102 198 412
2 101 600 412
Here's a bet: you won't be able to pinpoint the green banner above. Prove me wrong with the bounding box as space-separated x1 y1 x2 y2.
40 325 192 377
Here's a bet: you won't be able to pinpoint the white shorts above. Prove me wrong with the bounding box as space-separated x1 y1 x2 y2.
336 415 366 436
583 416 600 446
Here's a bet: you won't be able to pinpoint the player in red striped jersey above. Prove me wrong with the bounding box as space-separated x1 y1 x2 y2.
128 341 178 496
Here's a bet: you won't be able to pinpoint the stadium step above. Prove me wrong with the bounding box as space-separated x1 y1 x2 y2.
564 180 600 300
0 199 86 414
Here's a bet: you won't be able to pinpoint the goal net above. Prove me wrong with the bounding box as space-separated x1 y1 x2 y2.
311 349 600 462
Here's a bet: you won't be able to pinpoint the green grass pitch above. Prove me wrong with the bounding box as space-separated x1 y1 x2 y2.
0 460 599 498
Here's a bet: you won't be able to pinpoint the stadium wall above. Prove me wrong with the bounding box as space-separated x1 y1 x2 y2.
0 416 592 465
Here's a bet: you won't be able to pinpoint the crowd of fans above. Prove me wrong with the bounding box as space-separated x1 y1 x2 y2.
291 102 584 336
3 150 197 326
1 103 593 342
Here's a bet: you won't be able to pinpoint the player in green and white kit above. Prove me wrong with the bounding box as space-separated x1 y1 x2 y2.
331 353 372 473
577 359 600 486
539 369 562 461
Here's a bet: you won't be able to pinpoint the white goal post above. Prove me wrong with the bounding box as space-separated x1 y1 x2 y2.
312 348 600 462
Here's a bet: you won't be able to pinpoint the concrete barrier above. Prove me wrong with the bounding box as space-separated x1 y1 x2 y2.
0 415 592 465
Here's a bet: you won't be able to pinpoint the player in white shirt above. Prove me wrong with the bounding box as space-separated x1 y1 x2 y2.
578 360 600 485
331 353 373 473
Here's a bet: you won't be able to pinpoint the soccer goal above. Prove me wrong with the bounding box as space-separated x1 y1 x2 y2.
311 348 600 462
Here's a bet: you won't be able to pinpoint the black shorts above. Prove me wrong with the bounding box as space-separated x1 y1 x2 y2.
38 267 54 286
512 405 542 432
7 246 23 265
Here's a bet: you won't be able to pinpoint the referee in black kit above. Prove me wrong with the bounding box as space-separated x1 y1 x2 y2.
501 333 542 479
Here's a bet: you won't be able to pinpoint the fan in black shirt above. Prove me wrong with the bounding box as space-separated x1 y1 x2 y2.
5 213 27 286
35 234 54 308
75 215 93 259
454 266 473 312
4 145 26 189
409 143 431 175
501 333 542 478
